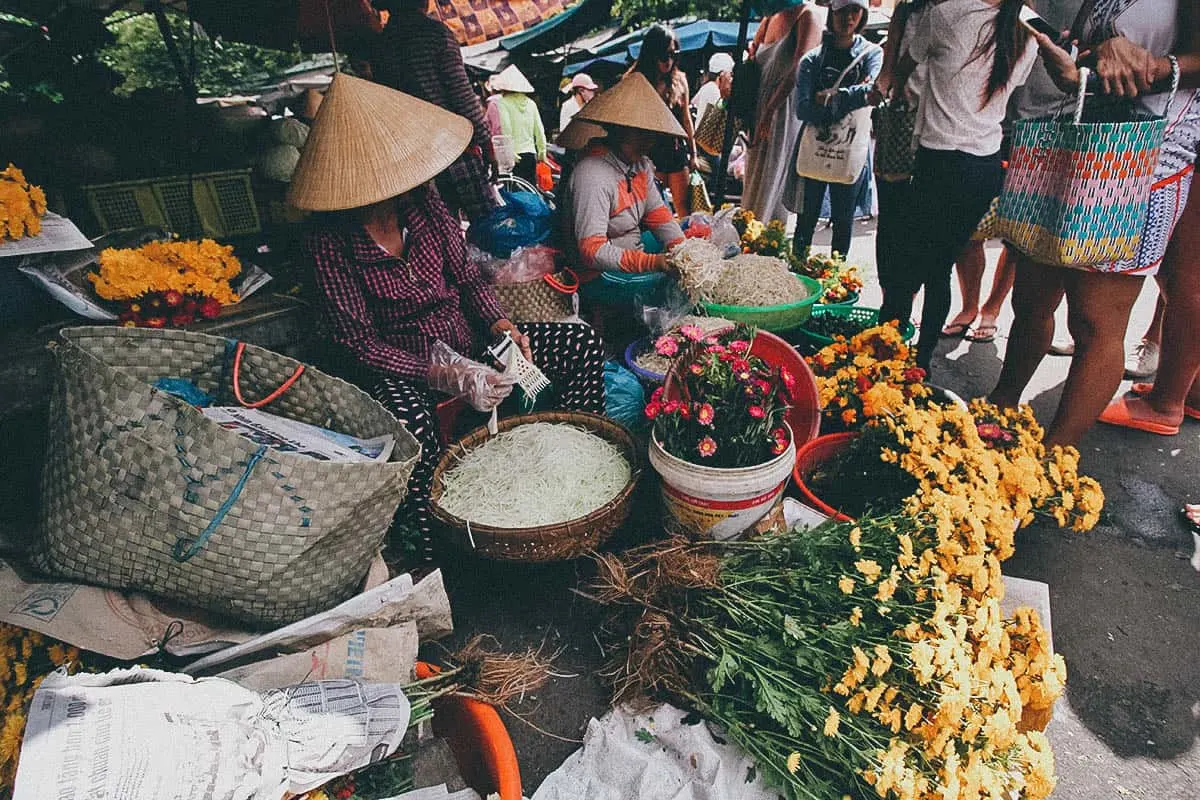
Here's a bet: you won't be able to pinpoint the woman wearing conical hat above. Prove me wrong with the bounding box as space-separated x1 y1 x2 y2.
489 65 546 186
566 72 686 280
291 74 606 561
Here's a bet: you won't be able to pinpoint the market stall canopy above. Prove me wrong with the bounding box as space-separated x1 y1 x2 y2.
0 0 604 51
460 0 611 75
564 18 759 77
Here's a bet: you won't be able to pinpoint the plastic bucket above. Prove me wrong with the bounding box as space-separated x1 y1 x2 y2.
649 426 796 540
792 432 857 522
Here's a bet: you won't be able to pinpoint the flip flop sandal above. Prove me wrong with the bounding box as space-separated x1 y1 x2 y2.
940 318 976 338
965 324 998 343
1129 383 1200 420
1097 396 1180 435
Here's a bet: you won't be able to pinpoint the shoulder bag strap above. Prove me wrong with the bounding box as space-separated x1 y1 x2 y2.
831 43 877 90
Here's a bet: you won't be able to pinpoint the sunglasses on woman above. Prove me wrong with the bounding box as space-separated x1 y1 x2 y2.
659 50 679 63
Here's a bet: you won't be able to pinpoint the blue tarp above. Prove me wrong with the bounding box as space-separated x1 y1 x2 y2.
564 19 759 76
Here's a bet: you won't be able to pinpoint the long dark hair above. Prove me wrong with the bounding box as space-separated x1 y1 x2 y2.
634 24 680 85
968 0 1031 105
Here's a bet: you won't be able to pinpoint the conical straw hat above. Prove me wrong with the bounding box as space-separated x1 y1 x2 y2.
556 117 606 150
573 72 686 138
288 73 473 211
489 65 535 94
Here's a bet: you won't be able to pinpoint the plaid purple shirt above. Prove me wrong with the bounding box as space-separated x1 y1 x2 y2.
304 189 505 382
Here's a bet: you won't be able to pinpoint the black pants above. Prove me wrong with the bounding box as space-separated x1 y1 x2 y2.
513 153 538 185
793 177 857 258
874 177 915 301
371 322 606 561
879 147 1002 370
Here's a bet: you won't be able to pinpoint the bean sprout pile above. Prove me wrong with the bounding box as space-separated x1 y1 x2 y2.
707 254 808 307
438 423 631 528
667 239 727 301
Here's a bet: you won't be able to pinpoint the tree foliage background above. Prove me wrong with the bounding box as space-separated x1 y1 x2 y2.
99 11 306 96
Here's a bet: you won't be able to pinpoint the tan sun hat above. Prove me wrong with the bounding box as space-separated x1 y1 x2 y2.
556 117 607 150
288 73 473 211
573 72 686 138
489 65 536 94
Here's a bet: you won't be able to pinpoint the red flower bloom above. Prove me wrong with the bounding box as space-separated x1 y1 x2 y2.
903 367 927 383
651 386 664 402
679 404 692 419
163 289 183 308
663 400 681 414
728 340 750 354
689 362 705 375
856 375 873 393
143 316 167 329
976 423 1003 440
644 401 663 419
754 378 772 394
697 436 718 458
748 405 766 419
199 298 223 319
697 403 715 425
705 344 727 355
654 335 679 357
771 437 788 455
780 368 796 389
731 358 751 373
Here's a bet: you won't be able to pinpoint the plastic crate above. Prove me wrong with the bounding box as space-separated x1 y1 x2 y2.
83 169 261 238
793 305 917 351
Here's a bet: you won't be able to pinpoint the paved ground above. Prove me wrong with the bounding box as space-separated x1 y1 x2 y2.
444 220 1200 798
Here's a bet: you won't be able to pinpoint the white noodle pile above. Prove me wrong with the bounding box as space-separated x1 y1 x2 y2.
438 423 631 528
706 254 808 307
668 239 728 301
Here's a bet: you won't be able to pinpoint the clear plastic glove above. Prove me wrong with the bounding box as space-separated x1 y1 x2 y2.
427 340 517 412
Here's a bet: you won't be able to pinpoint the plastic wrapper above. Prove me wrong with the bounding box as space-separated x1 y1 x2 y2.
709 206 741 251
604 362 647 430
493 245 559 285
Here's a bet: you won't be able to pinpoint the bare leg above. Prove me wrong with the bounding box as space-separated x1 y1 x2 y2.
990 253 1065 407
1119 190 1200 422
1139 293 1167 346
977 245 1016 329
1048 270 1144 446
943 240 985 333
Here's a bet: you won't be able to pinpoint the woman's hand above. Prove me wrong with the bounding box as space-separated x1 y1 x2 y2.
815 89 837 107
1032 30 1084 93
491 319 532 362
1088 36 1157 97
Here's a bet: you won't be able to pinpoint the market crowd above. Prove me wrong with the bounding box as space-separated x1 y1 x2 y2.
294 0 1200 551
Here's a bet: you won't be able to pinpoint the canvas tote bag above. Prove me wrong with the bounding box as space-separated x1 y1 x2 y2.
795 45 878 185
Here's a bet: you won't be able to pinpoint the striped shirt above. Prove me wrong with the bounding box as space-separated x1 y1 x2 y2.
304 188 504 382
567 146 684 275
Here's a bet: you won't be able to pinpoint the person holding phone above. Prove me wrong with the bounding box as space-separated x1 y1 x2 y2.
878 0 1039 373
990 0 1200 446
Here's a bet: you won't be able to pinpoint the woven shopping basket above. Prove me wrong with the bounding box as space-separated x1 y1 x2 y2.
493 269 578 323
996 66 1177 267
33 327 420 628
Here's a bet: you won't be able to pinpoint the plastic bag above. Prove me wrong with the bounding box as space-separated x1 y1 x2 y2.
467 189 554 258
604 361 647 430
709 206 741 250
680 212 714 240
641 284 699 337
493 245 560 285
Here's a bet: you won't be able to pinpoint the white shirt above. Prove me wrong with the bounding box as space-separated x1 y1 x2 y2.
691 80 722 123
906 0 1039 155
559 95 582 131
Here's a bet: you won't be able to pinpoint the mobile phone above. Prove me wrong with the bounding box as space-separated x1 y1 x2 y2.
1019 7 1066 44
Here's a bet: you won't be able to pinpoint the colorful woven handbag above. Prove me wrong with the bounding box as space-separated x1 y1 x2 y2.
695 101 728 157
996 66 1177 267
493 269 578 323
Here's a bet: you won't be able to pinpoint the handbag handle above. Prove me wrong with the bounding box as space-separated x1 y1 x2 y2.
231 340 306 408
543 268 578 294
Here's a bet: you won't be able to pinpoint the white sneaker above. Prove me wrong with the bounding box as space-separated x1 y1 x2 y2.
1125 339 1160 378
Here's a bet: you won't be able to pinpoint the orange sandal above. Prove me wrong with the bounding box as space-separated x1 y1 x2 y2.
1129 383 1200 420
1098 396 1180 435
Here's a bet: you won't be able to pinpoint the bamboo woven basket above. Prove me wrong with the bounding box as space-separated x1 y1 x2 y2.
428 411 641 561
34 326 420 628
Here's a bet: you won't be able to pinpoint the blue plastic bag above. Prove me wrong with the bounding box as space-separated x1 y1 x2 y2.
604 361 647 430
468 189 554 258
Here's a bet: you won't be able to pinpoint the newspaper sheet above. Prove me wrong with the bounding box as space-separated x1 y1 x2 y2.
0 211 92 258
216 623 420 691
12 669 411 800
0 555 392 661
203 406 396 463
184 570 453 675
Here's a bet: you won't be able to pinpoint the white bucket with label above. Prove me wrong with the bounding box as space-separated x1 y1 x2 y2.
648 426 796 541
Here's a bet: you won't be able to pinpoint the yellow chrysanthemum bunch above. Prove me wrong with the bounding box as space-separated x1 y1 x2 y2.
0 164 48 242
89 239 241 305
1 623 82 793
808 323 931 429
